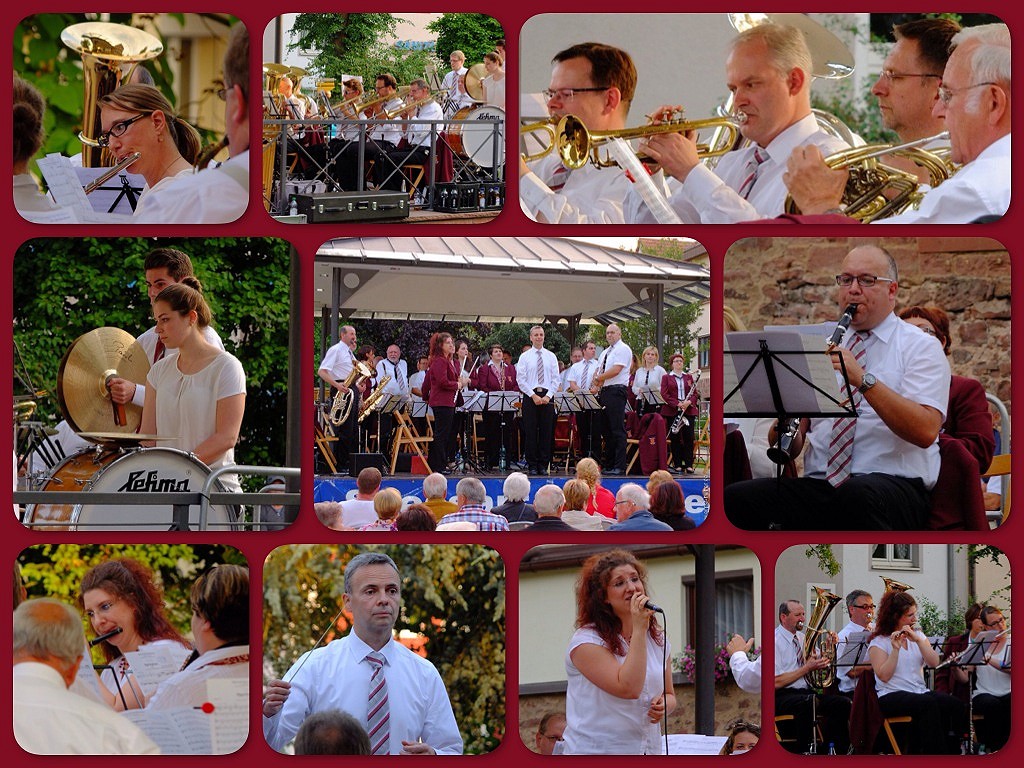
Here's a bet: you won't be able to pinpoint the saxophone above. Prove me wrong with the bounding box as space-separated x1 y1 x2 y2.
802 586 843 690
329 359 374 426
358 376 392 422
670 369 702 435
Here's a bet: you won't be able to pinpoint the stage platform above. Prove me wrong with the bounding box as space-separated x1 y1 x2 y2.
314 473 710 526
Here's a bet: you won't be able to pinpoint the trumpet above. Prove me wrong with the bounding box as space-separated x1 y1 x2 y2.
785 131 955 222
83 152 141 194
522 111 746 170
670 369 702 434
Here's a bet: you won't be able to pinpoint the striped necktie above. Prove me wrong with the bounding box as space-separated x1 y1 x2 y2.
536 349 546 386
737 147 768 199
579 361 592 390
826 331 869 487
365 651 390 755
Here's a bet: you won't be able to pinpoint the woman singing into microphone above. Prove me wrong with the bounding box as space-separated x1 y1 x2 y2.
868 590 966 753
559 549 675 754
140 279 246 493
79 559 191 710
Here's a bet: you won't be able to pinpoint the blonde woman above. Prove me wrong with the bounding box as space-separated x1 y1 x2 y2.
575 458 615 519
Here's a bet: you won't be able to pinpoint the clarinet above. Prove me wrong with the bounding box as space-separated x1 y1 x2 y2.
670 370 702 435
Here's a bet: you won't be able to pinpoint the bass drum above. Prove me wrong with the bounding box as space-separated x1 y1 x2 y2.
24 447 238 531
448 105 505 168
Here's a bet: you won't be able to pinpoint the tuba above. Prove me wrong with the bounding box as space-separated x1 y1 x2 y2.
882 576 913 594
329 359 374 426
61 22 163 167
358 376 392 423
785 132 955 222
802 586 843 690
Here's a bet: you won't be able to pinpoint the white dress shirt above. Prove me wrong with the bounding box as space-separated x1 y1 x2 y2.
319 341 355 384
521 153 632 224
14 662 161 754
516 346 561 396
14 173 57 213
597 341 633 387
263 633 463 754
626 113 850 224
876 134 1010 224
774 624 808 690
146 644 250 711
339 498 378 529
836 620 871 693
869 633 930 696
371 97 406 145
632 365 666 401
803 313 950 489
441 67 475 114
567 358 597 391
730 651 761 694
133 150 249 224
133 168 195 217
406 101 445 148
376 358 410 399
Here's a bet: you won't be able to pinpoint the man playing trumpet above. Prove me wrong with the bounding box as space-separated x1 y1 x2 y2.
625 23 849 224
520 42 636 224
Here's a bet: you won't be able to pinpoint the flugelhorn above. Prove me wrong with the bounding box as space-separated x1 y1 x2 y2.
803 586 843 690
61 22 163 167
83 152 141 194
785 132 954 222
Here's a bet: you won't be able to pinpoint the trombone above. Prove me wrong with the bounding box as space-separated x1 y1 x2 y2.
381 90 447 120
521 111 745 170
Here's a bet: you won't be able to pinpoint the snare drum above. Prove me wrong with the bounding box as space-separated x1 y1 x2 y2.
24 447 237 531
448 105 505 168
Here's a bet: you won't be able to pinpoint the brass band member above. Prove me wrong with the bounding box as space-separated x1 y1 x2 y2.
591 324 631 475
516 326 560 476
660 354 697 474
367 73 406 190
471 344 518 470
318 325 359 473
380 79 444 193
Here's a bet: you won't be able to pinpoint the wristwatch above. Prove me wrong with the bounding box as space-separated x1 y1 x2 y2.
858 373 877 394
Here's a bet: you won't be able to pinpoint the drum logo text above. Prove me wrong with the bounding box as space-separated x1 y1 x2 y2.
116 470 190 493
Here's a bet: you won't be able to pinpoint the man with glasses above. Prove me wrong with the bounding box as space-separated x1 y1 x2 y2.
380 79 443 192
725 245 950 530
535 711 566 755
607 484 672 531
624 23 849 224
520 42 636 223
835 589 874 697
440 50 474 117
786 23 1010 223
132 23 249 223
365 74 406 190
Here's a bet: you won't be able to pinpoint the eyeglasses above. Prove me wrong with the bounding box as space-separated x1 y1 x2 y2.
542 86 610 102
538 733 564 742
986 616 1006 627
880 69 941 84
937 81 999 106
84 598 121 619
835 274 895 288
97 113 149 147
613 500 633 506
853 603 876 610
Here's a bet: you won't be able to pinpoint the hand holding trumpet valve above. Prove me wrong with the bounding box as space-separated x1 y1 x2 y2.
784 144 849 215
637 104 700 181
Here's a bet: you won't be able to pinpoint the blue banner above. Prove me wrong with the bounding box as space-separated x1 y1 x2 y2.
314 476 709 526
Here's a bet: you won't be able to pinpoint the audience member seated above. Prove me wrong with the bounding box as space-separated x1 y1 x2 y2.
490 472 537 524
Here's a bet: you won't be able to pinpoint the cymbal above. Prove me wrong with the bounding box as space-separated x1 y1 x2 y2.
465 63 487 101
77 431 176 443
57 328 150 438
728 13 854 79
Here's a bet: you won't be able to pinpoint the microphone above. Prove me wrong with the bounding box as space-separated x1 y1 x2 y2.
827 303 859 350
90 627 124 647
644 600 665 614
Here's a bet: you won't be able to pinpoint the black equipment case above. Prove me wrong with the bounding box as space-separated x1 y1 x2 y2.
295 191 409 222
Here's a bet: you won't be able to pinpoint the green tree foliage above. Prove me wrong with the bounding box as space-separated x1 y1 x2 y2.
17 544 244 665
426 14 505 64
263 545 505 754
13 238 291 469
288 14 440 86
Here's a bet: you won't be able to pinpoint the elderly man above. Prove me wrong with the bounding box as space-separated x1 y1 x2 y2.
774 600 851 754
295 710 370 755
147 565 249 713
835 589 874 697
591 325 632 475
14 598 160 754
725 245 950 530
786 23 1010 223
528 484 577 532
726 634 761 694
535 711 567 755
626 23 849 224
374 344 410 458
420 472 457 521
319 325 360 472
520 42 636 223
263 553 463 754
607 483 672 531
338 467 383 529
489 472 536 523
439 477 510 531
381 79 444 193
133 23 249 223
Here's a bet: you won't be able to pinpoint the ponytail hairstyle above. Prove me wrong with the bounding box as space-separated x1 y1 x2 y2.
98 84 202 164
153 276 212 328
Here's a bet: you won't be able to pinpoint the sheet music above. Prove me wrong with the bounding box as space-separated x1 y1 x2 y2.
124 644 193 690
207 678 249 754
123 707 213 754
34 153 137 222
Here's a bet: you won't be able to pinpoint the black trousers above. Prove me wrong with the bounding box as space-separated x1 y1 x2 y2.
668 416 695 469
483 412 514 467
522 398 554 470
877 690 966 754
381 146 430 191
598 385 628 471
972 692 1010 752
575 411 599 460
429 405 454 472
331 389 360 473
776 687 852 754
724 473 930 530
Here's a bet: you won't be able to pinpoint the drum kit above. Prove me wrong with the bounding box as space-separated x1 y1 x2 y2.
17 328 236 531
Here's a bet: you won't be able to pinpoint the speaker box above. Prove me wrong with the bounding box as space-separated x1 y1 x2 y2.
393 454 429 475
350 453 385 476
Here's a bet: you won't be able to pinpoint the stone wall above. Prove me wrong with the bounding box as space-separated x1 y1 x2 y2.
724 237 1011 411
518 683 761 753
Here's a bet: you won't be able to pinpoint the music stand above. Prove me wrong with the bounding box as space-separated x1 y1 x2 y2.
486 391 521 473
723 331 856 479
373 394 405 468
638 387 666 416
836 630 872 683
944 631 1000 754
455 390 486 473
